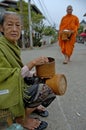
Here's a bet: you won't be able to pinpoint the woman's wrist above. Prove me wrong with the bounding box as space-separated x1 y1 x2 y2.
27 60 36 70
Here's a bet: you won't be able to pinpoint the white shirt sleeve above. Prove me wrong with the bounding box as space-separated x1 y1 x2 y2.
21 65 34 78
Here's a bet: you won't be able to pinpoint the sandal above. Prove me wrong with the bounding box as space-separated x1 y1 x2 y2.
63 60 68 64
24 120 48 130
33 109 49 117
35 121 48 130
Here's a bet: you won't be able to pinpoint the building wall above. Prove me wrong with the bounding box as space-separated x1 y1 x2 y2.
0 6 6 12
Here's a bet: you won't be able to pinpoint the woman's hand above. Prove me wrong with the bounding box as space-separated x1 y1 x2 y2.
27 56 49 70
33 56 49 66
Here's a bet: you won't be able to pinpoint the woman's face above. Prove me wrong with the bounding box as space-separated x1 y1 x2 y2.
2 14 22 44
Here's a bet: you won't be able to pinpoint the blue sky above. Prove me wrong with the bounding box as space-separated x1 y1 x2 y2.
30 0 86 29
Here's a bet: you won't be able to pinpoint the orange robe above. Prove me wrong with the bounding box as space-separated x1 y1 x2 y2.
59 14 79 57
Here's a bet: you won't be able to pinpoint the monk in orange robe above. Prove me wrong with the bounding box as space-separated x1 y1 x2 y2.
58 5 79 64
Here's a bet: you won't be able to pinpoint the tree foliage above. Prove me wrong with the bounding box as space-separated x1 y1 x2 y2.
7 0 57 46
78 25 84 34
43 26 56 36
7 0 44 31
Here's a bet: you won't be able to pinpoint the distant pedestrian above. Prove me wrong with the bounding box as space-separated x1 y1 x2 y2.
58 5 79 64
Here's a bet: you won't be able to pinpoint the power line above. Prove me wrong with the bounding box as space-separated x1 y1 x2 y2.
32 0 54 26
40 0 54 25
38 0 53 26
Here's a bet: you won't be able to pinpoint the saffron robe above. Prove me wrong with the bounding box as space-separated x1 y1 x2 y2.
59 14 79 57
0 36 26 117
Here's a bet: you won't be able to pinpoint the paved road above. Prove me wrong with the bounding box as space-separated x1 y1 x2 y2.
21 42 86 130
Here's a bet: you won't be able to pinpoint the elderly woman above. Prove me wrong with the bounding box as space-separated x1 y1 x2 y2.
0 11 56 130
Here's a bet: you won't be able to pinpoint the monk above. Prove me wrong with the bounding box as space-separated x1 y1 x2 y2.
58 5 79 64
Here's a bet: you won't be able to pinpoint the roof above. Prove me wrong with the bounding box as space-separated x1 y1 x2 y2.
31 4 42 15
83 13 86 17
1 0 17 4
0 2 8 7
0 1 43 15
0 0 18 10
80 20 86 24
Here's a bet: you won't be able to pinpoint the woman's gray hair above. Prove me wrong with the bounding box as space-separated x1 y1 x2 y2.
0 11 21 25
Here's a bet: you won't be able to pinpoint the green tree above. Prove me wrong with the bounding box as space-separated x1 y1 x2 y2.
43 26 57 43
8 0 44 31
78 25 84 34
43 26 55 36
7 0 57 46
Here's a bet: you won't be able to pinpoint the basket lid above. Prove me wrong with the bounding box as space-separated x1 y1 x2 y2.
46 74 67 95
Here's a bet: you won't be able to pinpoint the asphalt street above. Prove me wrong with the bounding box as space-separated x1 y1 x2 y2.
21 42 86 130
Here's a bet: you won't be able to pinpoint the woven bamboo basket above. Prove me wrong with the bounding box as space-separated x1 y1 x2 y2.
0 109 13 129
46 74 67 95
36 57 55 78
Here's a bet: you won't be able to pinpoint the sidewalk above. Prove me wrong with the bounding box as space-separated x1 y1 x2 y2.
21 42 86 130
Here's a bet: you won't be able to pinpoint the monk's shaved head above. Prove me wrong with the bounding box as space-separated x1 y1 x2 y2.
67 5 73 10
66 5 73 14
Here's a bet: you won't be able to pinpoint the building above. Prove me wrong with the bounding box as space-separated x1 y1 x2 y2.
0 0 42 14
0 0 18 12
80 19 86 31
31 4 42 15
83 13 86 17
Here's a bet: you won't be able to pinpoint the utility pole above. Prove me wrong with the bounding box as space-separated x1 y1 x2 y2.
28 0 33 48
20 0 25 49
